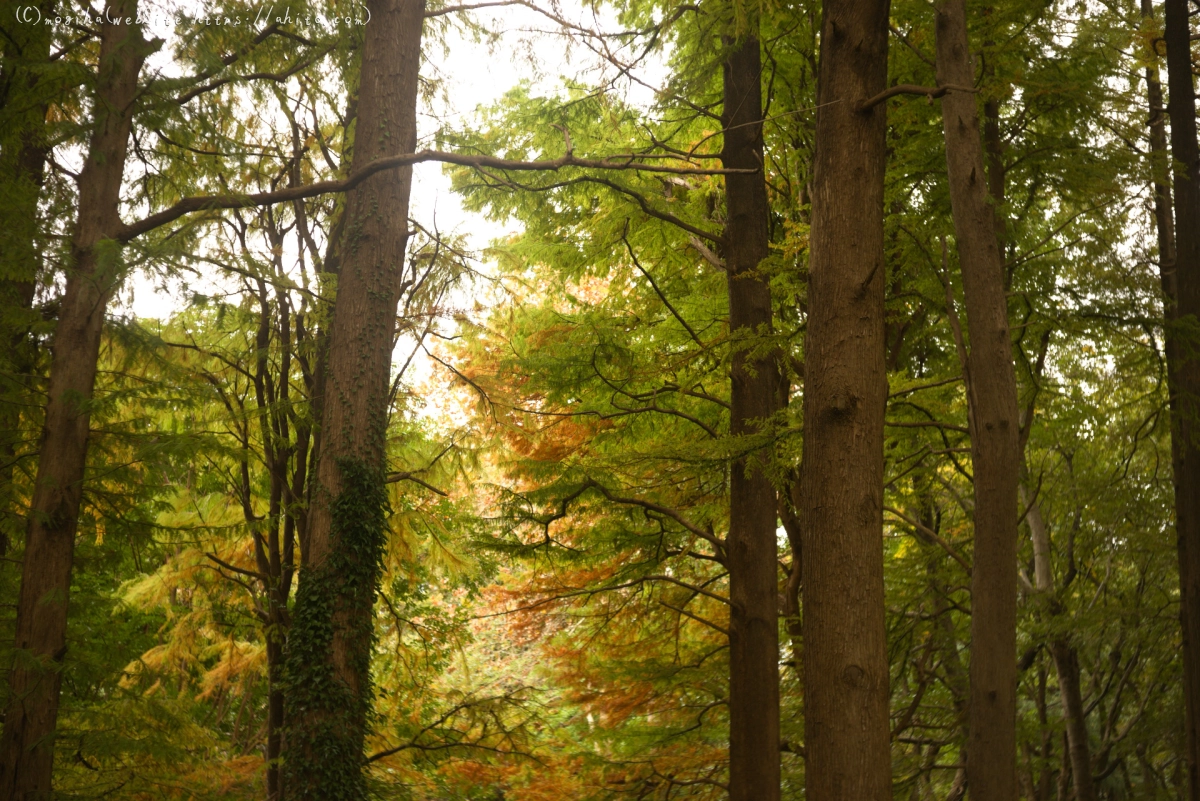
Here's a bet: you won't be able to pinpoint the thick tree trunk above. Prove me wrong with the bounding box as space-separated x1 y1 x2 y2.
1164 2 1200 798
281 0 425 796
934 5 1021 800
0 4 149 796
721 23 781 801
799 1 892 799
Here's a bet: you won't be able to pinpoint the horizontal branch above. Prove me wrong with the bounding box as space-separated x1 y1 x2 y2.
659 599 729 636
857 83 978 112
885 419 970 434
205 552 268 582
385 471 448 496
117 149 754 243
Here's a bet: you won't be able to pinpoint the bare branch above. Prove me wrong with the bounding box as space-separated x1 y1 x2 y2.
857 83 978 112
117 149 752 243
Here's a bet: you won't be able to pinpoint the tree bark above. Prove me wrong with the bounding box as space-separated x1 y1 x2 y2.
0 3 150 796
1023 483 1097 801
721 21 781 801
799 1 893 799
933 5 1021 800
1049 639 1096 801
280 0 425 796
1164 2 1200 798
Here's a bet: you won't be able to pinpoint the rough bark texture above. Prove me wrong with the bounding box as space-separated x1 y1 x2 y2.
934 4 1022 801
0 3 149 796
281 0 425 796
721 24 781 801
1165 1 1200 798
799 1 893 799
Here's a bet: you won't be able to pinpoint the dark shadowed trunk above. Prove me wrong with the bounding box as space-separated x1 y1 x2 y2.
721 21 781 801
934 4 1021 801
245 260 310 801
0 0 55 559
1142 0 1174 284
280 0 425 796
1164 1 1200 797
1049 639 1095 801
799 1 893 798
0 3 150 796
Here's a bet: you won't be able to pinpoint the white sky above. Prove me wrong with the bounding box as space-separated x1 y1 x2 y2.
121 1 664 321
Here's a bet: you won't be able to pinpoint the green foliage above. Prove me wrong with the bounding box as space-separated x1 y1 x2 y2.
1 0 1196 797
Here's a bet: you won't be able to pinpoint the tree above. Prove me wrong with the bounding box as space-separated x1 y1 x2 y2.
933 2 1021 798
0 4 155 793
799 1 893 798
280 0 428 795
1164 1 1200 796
721 12 782 801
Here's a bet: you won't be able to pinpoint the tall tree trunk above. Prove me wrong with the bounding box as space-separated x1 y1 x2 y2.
1049 639 1096 801
0 0 55 559
280 0 425 796
721 21 781 801
1142 0 1175 281
1164 2 1200 798
1023 484 1097 801
0 3 149 796
934 5 1021 800
799 1 892 799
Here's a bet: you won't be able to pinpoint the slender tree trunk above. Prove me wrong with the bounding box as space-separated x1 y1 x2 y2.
281 0 425 796
0 4 149 796
266 636 285 800
1164 2 1200 798
933 5 1021 800
1142 0 1175 282
1023 484 1097 801
932 560 969 801
799 1 892 798
1049 639 1096 801
721 21 781 801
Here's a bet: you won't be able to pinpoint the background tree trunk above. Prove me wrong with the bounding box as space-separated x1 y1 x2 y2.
0 0 55 560
799 1 893 798
934 3 1022 801
0 3 150 796
1023 484 1097 801
1164 1 1200 798
721 20 782 801
281 0 425 796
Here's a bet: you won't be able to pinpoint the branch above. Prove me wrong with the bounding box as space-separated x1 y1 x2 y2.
659 599 729 636
206 552 268 582
116 149 753 243
622 223 704 347
586 480 724 558
385 471 449 496
856 83 978 112
884 506 972 576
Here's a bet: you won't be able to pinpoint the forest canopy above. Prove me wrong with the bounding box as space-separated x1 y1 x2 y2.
1 0 1199 799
